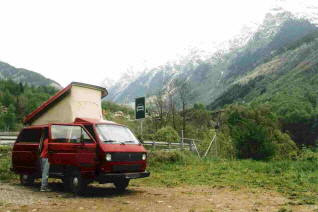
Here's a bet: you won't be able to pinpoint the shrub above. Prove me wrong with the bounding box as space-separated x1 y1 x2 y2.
297 147 318 161
148 150 188 164
154 126 179 142
196 129 236 159
231 118 276 160
148 150 198 168
223 104 297 160
272 129 298 160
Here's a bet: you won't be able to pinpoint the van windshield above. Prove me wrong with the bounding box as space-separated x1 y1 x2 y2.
96 124 139 144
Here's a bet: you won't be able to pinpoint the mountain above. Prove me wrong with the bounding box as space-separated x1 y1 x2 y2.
0 61 61 89
105 49 214 103
208 29 318 107
102 9 318 147
104 71 140 103
207 29 318 146
105 11 317 105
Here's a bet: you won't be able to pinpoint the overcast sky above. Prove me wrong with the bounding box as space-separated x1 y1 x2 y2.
0 0 315 87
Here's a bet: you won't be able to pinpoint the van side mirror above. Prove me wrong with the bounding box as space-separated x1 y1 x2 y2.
139 138 144 144
136 135 144 144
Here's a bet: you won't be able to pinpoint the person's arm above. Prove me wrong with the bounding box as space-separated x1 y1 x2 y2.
40 138 49 158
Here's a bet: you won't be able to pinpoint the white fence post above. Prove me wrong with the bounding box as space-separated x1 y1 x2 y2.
152 140 156 150
190 140 194 152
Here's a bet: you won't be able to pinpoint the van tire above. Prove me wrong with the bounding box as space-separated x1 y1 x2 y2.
19 174 35 186
65 171 87 195
114 179 129 192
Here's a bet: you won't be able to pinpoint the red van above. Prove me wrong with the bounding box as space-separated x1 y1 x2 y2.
12 118 149 194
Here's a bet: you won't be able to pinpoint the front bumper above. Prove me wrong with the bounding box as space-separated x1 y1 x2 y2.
97 171 150 183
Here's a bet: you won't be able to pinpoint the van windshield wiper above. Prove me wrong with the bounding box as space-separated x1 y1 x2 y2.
103 139 117 143
125 140 135 143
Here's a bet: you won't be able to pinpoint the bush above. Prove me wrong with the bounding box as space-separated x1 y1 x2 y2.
148 150 188 164
272 129 298 160
231 119 276 160
297 147 318 161
223 104 297 160
196 129 236 159
154 126 179 142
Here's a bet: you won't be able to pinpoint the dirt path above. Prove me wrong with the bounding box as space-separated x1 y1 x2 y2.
0 182 317 212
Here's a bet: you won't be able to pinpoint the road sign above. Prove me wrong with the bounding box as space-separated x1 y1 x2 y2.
135 97 145 119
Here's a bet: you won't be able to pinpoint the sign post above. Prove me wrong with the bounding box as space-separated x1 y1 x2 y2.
135 97 146 138
135 97 146 120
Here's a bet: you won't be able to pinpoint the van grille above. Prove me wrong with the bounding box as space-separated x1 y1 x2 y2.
112 164 141 172
111 152 143 162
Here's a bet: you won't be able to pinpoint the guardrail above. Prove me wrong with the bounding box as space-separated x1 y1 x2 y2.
0 132 18 145
143 138 201 153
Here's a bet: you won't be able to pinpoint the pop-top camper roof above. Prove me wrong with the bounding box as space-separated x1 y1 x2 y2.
24 82 108 125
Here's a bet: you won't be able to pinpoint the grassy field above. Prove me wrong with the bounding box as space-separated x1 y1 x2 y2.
1 146 317 205
138 151 318 205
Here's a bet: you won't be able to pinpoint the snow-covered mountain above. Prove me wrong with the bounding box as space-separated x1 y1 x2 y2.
104 8 318 105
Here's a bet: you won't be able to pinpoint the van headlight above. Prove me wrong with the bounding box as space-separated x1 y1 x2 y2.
106 153 112 161
142 153 147 160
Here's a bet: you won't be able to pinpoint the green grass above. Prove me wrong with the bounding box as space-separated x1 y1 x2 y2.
1 146 317 204
137 151 318 204
0 146 17 182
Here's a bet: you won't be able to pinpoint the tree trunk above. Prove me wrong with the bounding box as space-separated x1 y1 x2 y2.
172 105 176 130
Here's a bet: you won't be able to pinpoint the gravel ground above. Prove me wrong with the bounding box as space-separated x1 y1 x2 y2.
0 181 317 212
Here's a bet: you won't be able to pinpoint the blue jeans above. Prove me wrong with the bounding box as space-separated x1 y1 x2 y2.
40 158 50 189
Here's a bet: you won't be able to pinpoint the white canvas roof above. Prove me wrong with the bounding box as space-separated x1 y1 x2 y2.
24 82 108 125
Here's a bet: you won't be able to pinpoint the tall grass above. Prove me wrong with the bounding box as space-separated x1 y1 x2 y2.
0 146 16 182
139 150 318 204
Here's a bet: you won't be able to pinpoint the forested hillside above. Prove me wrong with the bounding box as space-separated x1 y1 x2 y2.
207 28 318 147
0 61 61 89
0 80 57 131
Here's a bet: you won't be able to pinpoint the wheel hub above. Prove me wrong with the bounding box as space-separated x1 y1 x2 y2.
73 177 79 187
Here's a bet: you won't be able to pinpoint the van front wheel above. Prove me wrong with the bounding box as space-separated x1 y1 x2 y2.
20 174 35 186
65 171 87 195
114 179 129 192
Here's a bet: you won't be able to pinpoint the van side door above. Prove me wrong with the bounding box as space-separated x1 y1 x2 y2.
76 127 97 176
48 124 97 177
12 128 43 175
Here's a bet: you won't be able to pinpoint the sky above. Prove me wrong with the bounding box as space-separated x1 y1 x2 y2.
0 0 315 87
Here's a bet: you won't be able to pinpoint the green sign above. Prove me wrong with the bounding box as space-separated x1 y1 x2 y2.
135 97 145 119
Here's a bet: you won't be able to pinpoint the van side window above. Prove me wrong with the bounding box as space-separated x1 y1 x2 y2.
83 125 97 141
51 125 92 143
17 128 42 143
82 128 93 143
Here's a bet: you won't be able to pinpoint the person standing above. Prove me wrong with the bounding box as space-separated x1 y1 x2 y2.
40 136 51 191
